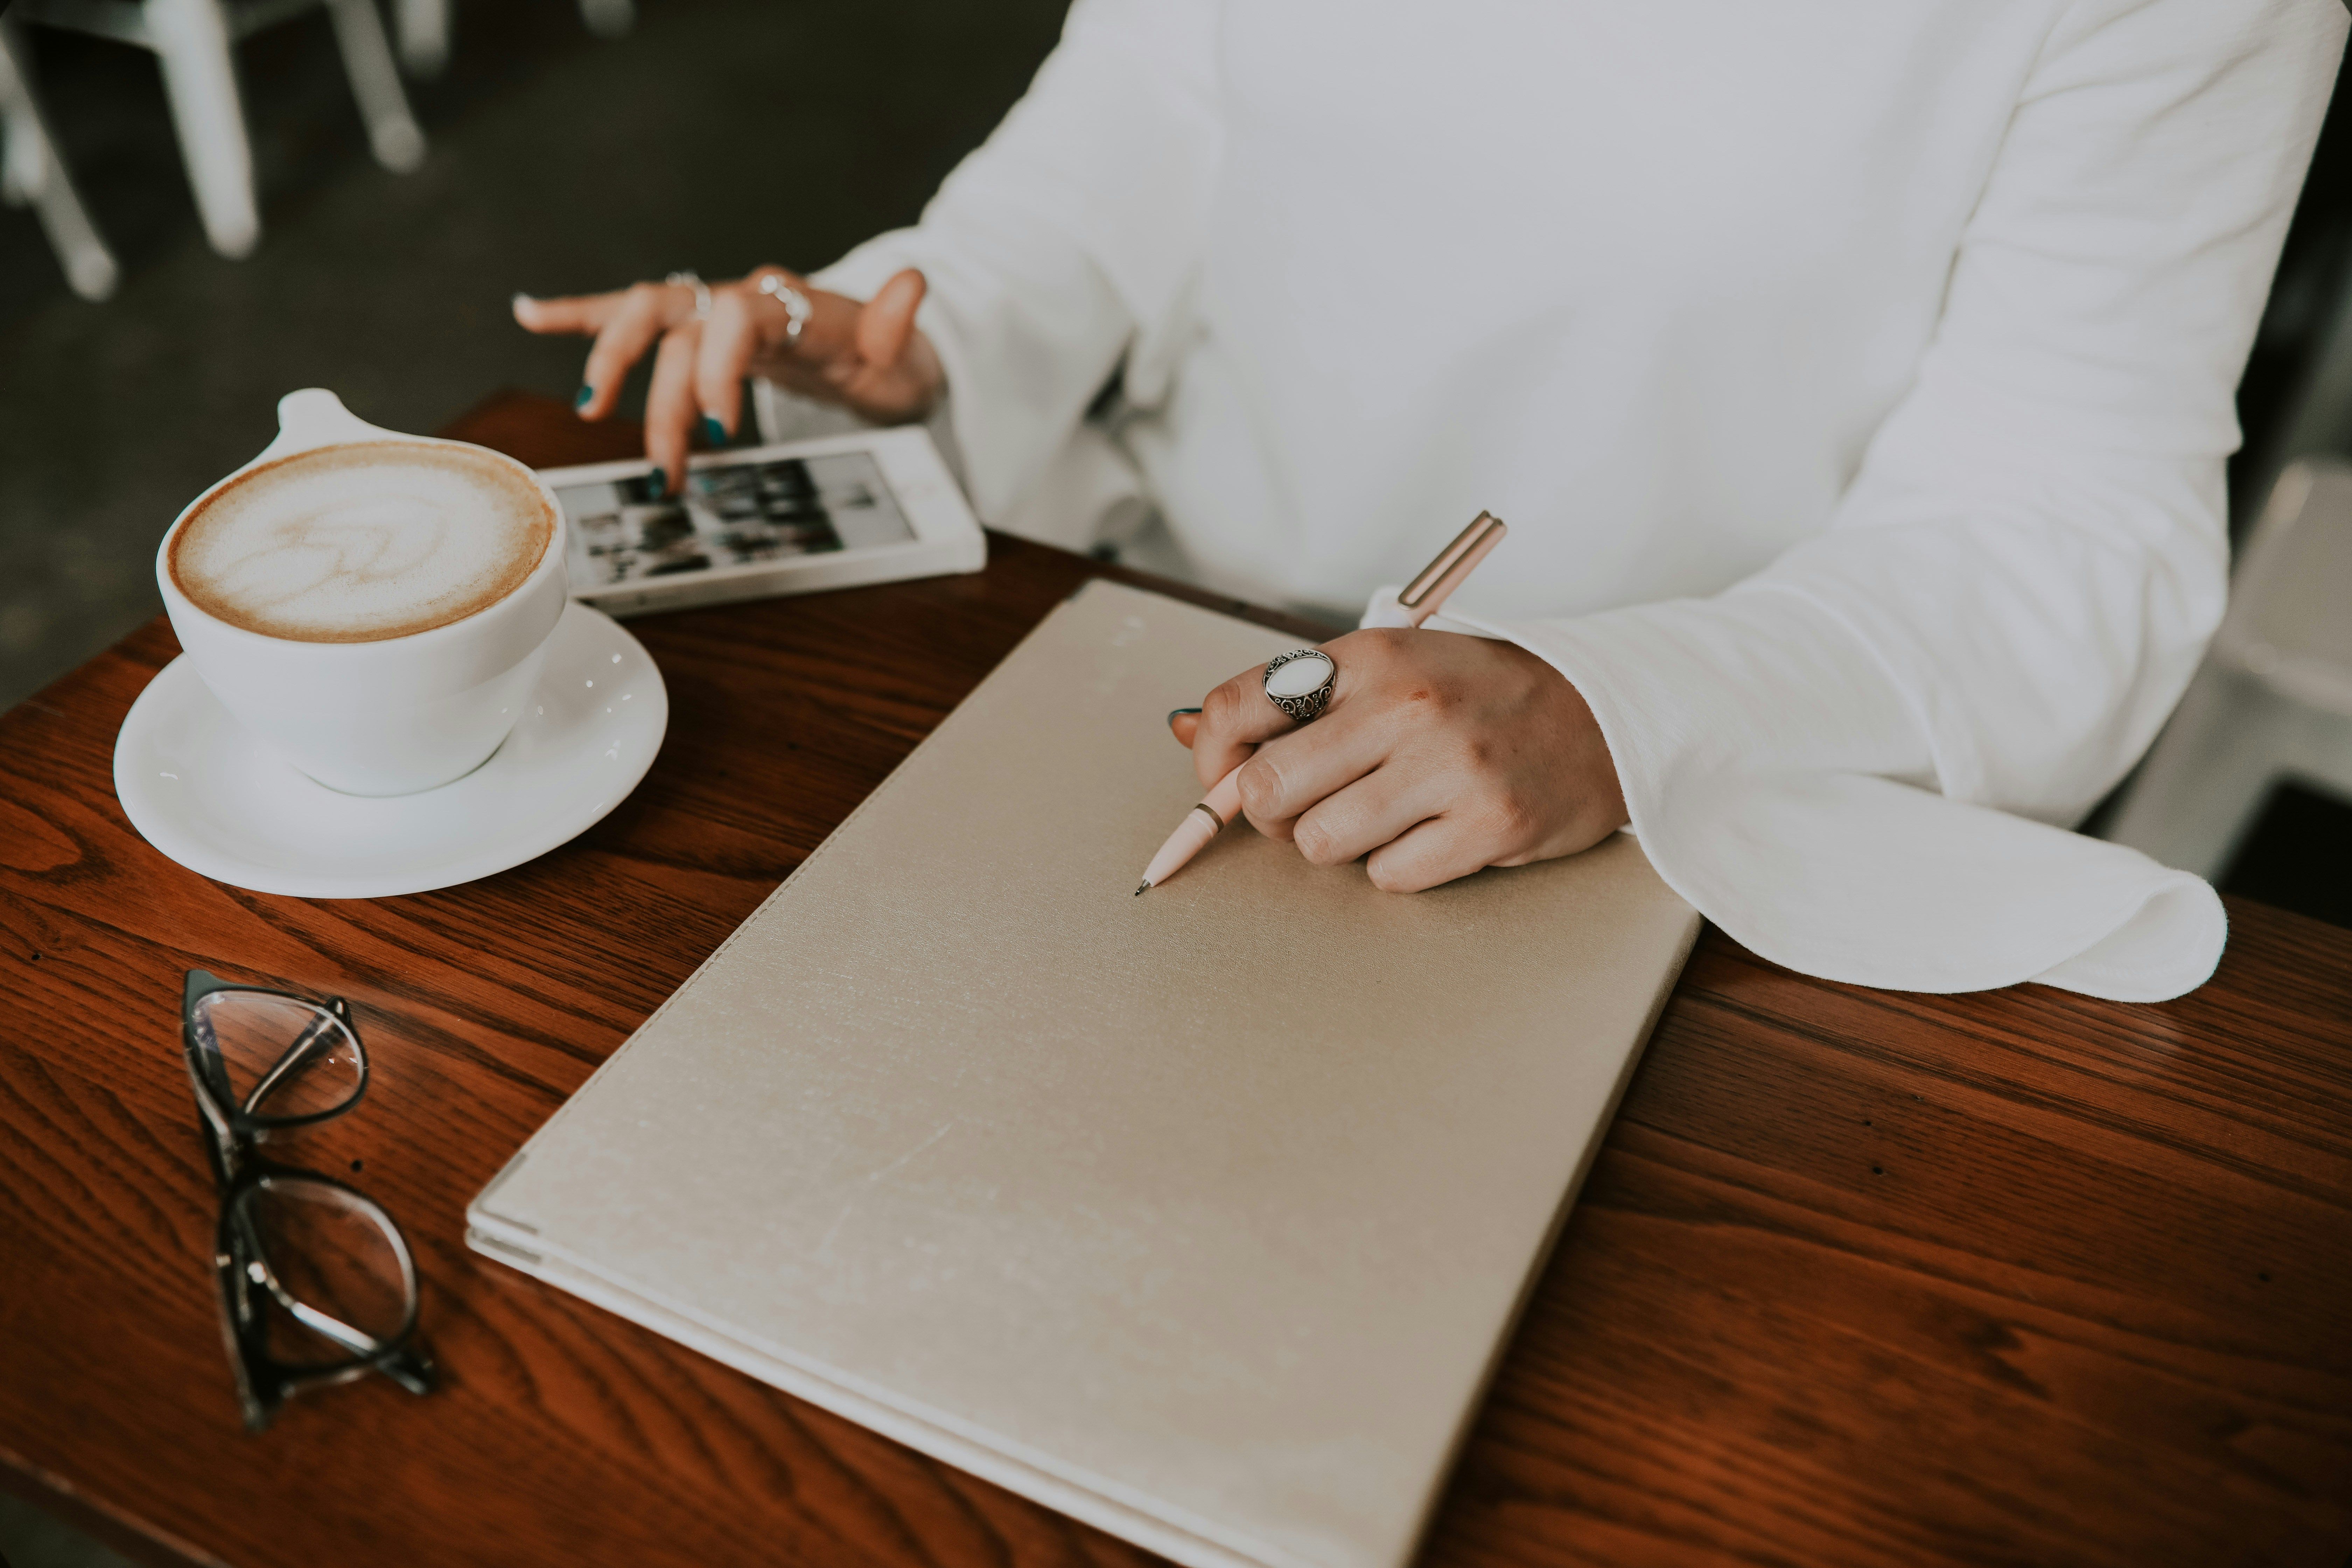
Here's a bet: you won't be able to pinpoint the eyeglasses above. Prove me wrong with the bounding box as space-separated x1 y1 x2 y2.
181 969 436 1430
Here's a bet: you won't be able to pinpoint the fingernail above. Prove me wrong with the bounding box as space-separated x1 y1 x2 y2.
512 292 533 312
574 384 593 410
700 414 726 447
1167 707 1202 728
647 465 666 494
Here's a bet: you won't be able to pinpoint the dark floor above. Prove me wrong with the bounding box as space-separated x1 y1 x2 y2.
0 1493 136 1568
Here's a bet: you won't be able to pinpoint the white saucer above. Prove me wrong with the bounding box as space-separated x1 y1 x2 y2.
114 602 668 899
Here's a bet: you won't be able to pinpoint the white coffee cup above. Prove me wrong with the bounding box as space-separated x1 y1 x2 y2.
156 389 571 797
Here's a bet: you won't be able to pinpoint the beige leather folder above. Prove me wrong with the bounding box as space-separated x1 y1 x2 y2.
467 580 1700 1568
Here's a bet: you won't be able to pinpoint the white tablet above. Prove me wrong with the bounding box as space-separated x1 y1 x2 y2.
537 425 985 618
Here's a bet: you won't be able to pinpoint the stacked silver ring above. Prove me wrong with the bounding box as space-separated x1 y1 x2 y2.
1263 648 1338 723
757 273 813 343
665 270 713 320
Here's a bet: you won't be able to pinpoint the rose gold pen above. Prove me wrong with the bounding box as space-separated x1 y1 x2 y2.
1134 511 1508 895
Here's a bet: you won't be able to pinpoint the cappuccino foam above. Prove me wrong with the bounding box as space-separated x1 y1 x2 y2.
170 441 555 642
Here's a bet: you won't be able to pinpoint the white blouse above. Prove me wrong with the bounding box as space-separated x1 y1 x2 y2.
810 0 2345 1000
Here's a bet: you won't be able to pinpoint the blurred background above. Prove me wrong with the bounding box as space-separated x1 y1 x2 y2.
0 2 2346 1560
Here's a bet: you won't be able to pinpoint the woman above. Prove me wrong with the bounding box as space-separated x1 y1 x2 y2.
517 0 2341 999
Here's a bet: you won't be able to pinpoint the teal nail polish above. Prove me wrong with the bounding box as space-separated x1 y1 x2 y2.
646 466 666 495
700 415 726 446
1167 706 1203 727
573 385 593 410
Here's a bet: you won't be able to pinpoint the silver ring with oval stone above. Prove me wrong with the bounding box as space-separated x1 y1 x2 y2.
1263 648 1337 723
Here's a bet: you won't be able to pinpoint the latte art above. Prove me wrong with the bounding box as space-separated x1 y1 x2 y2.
170 441 555 642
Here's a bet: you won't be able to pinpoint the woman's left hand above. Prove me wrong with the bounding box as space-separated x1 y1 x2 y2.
1172 629 1627 892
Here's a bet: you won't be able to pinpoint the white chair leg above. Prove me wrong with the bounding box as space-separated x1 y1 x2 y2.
147 0 258 257
322 0 426 171
2108 664 2352 879
394 0 451 77
0 28 40 204
0 17 120 299
579 0 635 40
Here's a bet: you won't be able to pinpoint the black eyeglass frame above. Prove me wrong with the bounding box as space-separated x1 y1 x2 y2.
182 968 435 1430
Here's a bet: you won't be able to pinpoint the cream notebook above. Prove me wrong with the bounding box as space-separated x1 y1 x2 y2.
467 580 1700 1568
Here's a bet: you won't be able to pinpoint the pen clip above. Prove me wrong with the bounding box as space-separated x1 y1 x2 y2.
1398 511 1507 625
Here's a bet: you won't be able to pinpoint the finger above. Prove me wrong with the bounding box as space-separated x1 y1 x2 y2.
1191 661 1309 789
1362 814 1496 894
743 268 849 365
579 282 682 420
1289 765 1448 869
856 268 927 369
1230 702 1393 828
643 322 702 492
512 289 628 336
744 272 943 424
766 353 850 403
695 289 758 438
1167 709 1201 748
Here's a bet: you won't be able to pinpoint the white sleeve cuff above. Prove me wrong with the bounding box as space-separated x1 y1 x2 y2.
1366 587 2227 1001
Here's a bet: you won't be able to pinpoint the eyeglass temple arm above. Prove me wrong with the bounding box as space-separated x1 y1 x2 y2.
243 1225 391 1362
232 1203 437 1396
240 997 358 1116
379 1345 437 1396
270 1294 435 1398
277 1294 384 1358
268 1293 436 1398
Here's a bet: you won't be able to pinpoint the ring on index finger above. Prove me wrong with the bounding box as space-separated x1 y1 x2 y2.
757 273 812 344
1263 649 1337 723
665 270 713 320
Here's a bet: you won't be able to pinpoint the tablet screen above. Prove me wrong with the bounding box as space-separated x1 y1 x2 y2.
555 451 917 588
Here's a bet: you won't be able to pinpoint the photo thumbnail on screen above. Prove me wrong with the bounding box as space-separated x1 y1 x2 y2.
556 452 917 588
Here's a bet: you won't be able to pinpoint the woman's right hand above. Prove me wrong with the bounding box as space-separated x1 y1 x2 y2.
512 266 943 492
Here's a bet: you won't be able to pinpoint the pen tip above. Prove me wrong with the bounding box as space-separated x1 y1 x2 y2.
1134 881 1150 896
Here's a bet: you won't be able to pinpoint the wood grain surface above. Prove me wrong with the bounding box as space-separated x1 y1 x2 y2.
1 390 2347 1568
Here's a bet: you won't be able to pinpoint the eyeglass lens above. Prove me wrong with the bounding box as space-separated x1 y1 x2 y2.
191 990 363 1119
236 1175 415 1365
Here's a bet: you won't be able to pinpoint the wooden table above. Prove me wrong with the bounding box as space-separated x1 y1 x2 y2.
4 391 2349 1568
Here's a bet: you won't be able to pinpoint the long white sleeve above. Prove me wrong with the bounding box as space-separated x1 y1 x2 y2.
811 0 1219 528
1470 0 2342 998
801 0 2344 1001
